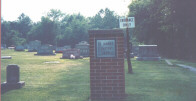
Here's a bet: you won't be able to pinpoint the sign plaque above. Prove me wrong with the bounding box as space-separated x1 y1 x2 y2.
96 39 116 58
119 17 135 28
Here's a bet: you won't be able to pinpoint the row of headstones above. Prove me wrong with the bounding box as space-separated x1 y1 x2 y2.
12 40 90 57
2 41 161 60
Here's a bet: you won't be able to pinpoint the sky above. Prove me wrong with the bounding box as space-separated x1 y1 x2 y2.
2 0 132 22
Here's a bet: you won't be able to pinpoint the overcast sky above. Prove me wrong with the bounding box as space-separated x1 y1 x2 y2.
2 0 132 22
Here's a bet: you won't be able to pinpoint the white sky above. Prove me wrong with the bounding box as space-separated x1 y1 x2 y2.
2 0 132 22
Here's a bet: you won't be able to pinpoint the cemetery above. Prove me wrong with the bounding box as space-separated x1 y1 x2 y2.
1 48 196 101
1 0 196 101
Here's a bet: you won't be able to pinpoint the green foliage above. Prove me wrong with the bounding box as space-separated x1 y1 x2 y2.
47 9 64 21
128 0 196 61
1 14 32 46
57 14 89 47
89 8 119 29
2 8 124 48
17 13 32 38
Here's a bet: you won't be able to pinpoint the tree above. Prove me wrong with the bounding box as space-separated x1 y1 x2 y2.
47 9 64 21
17 13 32 39
128 0 196 61
90 8 119 29
57 14 89 47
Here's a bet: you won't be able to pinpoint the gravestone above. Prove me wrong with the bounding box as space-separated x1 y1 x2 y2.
1 44 6 49
1 65 25 93
64 45 71 49
15 45 25 51
132 46 139 56
35 44 56 55
136 45 161 61
28 40 41 52
55 46 71 53
62 49 81 59
75 41 89 57
89 29 125 100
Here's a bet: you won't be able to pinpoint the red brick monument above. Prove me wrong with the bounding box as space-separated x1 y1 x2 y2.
89 29 125 100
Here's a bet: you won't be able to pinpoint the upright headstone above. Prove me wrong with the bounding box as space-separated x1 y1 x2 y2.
62 49 81 59
1 65 25 93
136 45 161 61
28 40 41 52
75 41 89 57
15 45 25 51
55 46 71 53
35 44 56 55
89 29 125 100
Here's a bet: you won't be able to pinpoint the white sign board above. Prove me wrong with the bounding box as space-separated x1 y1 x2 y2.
119 17 135 28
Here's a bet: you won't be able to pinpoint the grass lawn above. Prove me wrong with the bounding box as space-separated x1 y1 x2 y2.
1 50 196 101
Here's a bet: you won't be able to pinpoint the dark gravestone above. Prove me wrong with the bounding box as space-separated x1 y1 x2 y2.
7 65 19 83
35 44 56 55
136 45 161 61
75 41 89 57
1 65 25 93
132 46 139 56
15 45 25 51
1 44 6 49
62 49 81 59
28 40 41 52
55 46 71 53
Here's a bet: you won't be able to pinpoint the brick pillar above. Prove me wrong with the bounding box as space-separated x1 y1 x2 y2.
89 29 125 100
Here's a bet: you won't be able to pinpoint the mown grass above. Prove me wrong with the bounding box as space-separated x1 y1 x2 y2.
1 50 196 101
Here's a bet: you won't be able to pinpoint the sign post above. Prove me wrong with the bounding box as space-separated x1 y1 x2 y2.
119 17 135 73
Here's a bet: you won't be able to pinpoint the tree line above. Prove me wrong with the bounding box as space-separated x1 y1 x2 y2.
128 0 196 61
1 8 119 48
